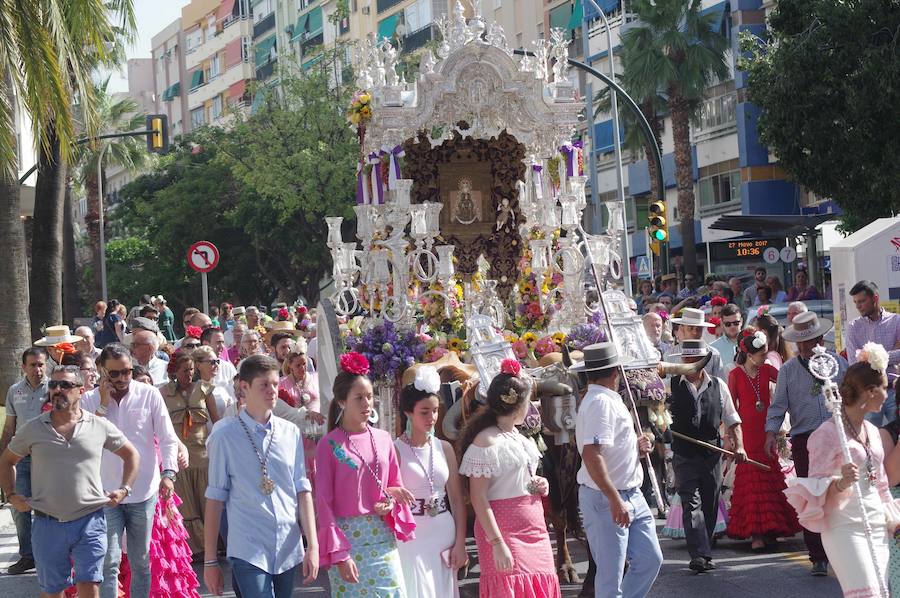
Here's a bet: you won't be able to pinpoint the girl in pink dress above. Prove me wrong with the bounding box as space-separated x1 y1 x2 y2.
457 359 560 598
315 352 416 597
278 340 325 488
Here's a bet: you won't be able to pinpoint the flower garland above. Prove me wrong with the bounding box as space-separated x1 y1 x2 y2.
512 232 563 333
347 90 372 128
418 279 465 335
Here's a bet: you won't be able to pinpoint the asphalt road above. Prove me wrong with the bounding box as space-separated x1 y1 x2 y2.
0 508 844 598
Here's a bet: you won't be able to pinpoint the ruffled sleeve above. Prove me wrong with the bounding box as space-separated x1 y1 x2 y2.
783 421 850 533
459 433 538 478
383 432 416 542
314 433 351 568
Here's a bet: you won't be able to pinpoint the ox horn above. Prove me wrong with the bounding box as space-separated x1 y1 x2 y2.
536 379 574 397
657 353 712 377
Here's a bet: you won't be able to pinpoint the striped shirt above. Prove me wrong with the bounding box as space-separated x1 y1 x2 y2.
846 308 900 381
765 353 849 436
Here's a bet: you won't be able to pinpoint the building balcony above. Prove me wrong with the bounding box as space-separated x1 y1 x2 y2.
253 12 276 39
376 0 404 13
189 60 253 111
401 24 435 54
185 18 250 71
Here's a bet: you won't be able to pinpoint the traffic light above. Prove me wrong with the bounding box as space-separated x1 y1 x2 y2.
648 199 668 243
146 114 169 154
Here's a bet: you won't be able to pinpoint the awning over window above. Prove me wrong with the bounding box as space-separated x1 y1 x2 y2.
307 6 323 37
567 0 583 30
377 12 401 42
254 35 276 67
700 1 727 34
549 3 571 31
216 0 236 20
189 70 204 89
227 79 246 100
225 38 242 67
593 119 625 154
584 0 620 21
162 82 180 101
292 13 308 41
301 53 324 70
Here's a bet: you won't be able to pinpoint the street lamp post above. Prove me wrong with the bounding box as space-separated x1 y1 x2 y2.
96 143 108 302
583 0 632 296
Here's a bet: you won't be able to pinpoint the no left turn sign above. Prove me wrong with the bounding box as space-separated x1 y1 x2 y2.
187 241 220 273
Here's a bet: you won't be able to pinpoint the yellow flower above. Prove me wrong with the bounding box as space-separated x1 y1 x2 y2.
504 332 519 343
359 93 371 103
522 332 538 349
349 113 360 125
552 332 566 346
521 281 534 294
360 106 371 118
448 337 465 352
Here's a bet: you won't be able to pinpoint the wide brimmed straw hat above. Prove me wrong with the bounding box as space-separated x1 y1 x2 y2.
670 308 715 328
34 325 82 347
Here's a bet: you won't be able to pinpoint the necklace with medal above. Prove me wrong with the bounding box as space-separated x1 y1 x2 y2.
741 364 765 412
344 425 394 511
404 434 440 517
238 415 277 495
843 411 878 484
293 374 310 407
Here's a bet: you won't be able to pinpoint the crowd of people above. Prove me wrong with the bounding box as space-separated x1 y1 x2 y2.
0 275 898 598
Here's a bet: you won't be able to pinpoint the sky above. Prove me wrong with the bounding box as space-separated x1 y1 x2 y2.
107 0 191 93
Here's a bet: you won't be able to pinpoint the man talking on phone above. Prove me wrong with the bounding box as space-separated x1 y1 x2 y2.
82 343 181 598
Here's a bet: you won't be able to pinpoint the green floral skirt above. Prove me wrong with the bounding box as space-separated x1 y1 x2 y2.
328 515 406 598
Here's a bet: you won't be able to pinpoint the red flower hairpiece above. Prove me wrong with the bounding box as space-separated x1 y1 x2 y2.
296 305 308 316
340 351 370 376
708 316 721 327
658 310 670 321
500 358 521 377
710 296 727 307
185 325 202 339
53 342 77 355
277 307 290 321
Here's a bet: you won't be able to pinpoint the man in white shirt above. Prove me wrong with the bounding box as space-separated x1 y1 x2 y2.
129 329 168 386
668 339 746 573
573 343 662 598
75 326 102 361
82 343 181 598
200 327 238 395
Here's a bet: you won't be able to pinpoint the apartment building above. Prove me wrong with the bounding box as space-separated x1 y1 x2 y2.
152 18 190 139
183 0 255 129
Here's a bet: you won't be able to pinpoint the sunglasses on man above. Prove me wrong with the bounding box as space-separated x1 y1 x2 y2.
48 380 82 390
105 368 133 378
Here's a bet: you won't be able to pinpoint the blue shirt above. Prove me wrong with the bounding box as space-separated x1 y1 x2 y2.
765 353 849 436
6 378 48 433
206 409 311 575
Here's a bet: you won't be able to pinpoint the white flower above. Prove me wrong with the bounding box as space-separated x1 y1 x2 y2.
752 331 767 350
413 365 442 394
857 342 889 373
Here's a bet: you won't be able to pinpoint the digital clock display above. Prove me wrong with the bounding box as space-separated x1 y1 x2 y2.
710 239 780 261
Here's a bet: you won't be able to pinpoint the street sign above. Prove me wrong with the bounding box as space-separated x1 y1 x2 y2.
780 246 797 263
763 247 780 264
636 256 652 280
187 241 219 273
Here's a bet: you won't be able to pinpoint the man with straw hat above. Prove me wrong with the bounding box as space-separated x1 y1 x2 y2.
665 308 726 381
765 311 848 577
573 343 663 597
668 339 746 573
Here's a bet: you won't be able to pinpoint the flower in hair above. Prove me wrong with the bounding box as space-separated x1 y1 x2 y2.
500 388 520 404
857 342 888 373
339 351 370 376
710 296 727 307
52 342 77 355
500 358 521 377
296 305 308 316
757 305 770 318
277 307 291 321
739 330 766 352
413 366 441 394
708 316 721 327
185 325 202 339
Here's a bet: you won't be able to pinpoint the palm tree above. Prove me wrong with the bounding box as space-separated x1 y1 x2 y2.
76 78 151 300
620 0 729 276
0 0 134 394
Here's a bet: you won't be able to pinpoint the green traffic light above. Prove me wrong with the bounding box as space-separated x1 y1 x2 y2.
653 229 667 241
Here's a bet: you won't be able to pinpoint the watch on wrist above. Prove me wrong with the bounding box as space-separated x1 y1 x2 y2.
95 404 108 416
119 485 132 497
161 469 177 482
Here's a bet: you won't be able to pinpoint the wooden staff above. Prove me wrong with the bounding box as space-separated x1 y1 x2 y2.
669 430 772 471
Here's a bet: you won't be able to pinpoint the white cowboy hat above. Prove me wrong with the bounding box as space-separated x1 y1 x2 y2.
783 311 833 342
34 325 83 347
668 339 710 361
670 307 716 328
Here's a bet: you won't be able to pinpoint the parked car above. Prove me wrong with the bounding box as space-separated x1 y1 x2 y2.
746 300 835 351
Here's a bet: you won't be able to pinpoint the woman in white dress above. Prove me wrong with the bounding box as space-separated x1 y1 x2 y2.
394 366 467 597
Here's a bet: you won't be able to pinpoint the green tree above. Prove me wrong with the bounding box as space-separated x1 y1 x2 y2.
76 77 151 300
621 0 729 275
740 0 900 232
214 56 357 303
0 0 133 394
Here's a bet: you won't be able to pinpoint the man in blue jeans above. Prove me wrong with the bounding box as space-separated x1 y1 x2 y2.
573 343 663 598
82 344 180 598
0 365 139 597
1 346 49 574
